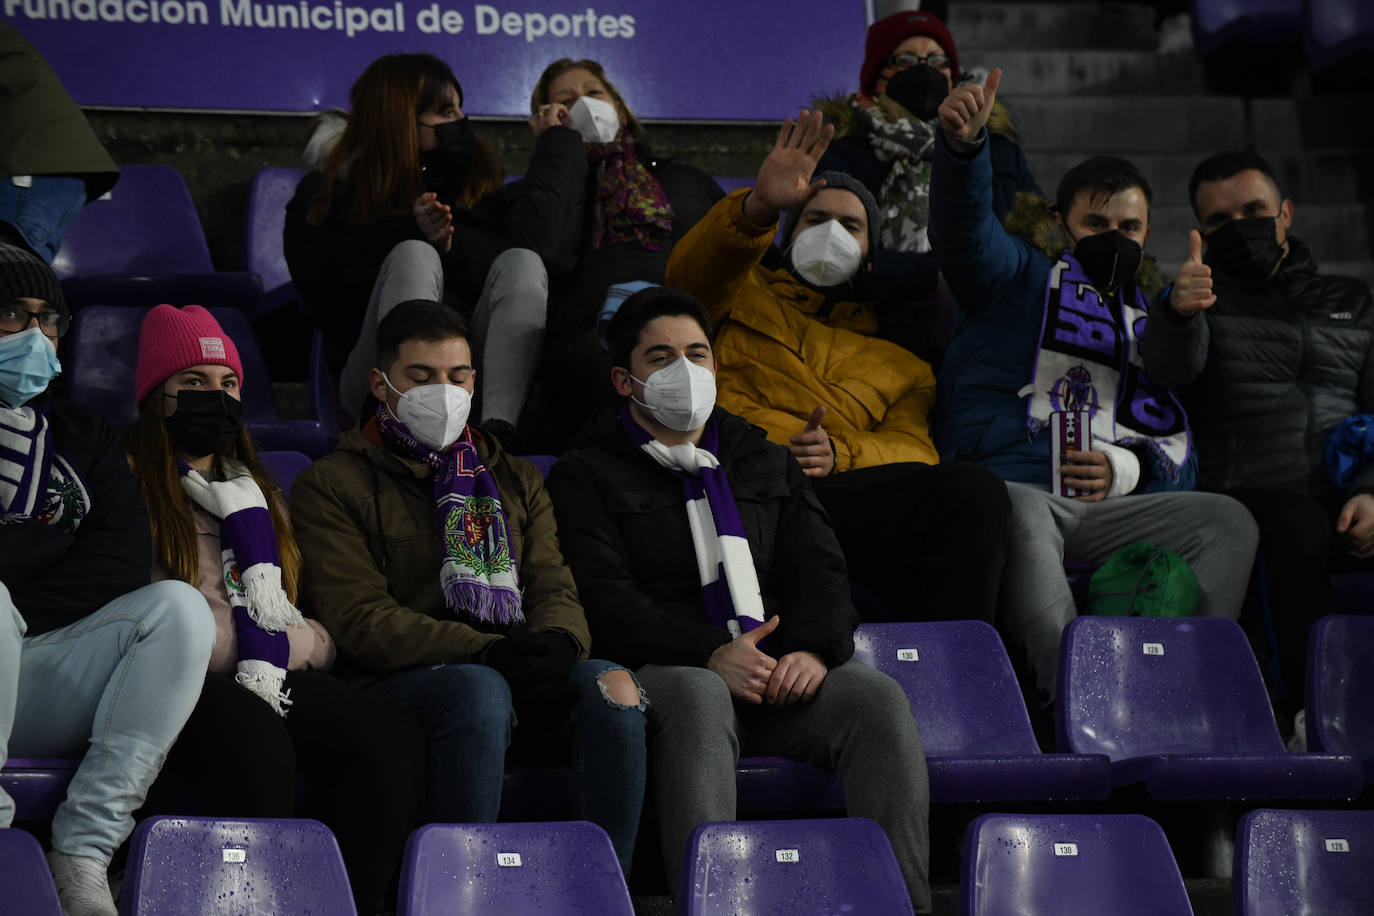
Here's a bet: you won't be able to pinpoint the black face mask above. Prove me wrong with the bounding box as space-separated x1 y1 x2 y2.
1204 216 1285 285
884 64 948 121
418 118 475 196
164 389 244 458
1070 229 1142 293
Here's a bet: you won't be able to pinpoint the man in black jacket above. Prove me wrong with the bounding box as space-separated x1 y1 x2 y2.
1144 150 1374 738
547 287 930 911
0 243 215 915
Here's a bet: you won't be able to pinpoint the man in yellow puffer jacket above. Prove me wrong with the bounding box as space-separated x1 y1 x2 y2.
665 109 1010 626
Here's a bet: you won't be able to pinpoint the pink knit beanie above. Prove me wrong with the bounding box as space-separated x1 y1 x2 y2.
135 305 244 406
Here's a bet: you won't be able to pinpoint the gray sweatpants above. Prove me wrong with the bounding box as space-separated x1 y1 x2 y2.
1003 482 1259 703
635 660 931 913
339 240 548 426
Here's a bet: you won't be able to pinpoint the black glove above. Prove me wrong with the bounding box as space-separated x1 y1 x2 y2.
482 629 552 687
530 629 580 681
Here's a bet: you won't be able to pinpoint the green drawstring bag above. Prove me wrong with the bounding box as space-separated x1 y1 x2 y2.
1088 540 1200 617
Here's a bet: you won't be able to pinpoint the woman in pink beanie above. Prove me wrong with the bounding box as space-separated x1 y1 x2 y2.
125 304 426 916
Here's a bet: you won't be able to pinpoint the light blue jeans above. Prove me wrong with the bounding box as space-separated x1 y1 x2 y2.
0 580 216 863
374 658 647 873
0 175 88 264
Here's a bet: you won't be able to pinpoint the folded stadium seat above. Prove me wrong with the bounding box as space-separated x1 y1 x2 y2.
679 818 914 916
308 330 347 436
0 758 78 825
1057 616 1363 800
1306 614 1374 782
118 816 355 916
243 168 306 317
0 827 64 915
960 813 1193 916
396 821 632 916
1191 0 1303 57
64 305 333 457
1233 808 1374 915
258 451 312 500
51 165 264 314
1304 0 1374 75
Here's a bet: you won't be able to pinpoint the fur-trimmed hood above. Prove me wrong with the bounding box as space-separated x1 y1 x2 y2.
302 111 348 171
1001 190 1168 298
813 88 1021 145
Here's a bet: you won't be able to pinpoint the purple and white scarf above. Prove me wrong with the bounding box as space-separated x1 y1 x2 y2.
180 461 303 716
1027 252 1190 481
0 405 90 533
376 405 524 625
622 409 766 638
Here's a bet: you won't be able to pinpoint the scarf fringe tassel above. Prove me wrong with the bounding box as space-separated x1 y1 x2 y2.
241 564 306 632
235 660 293 717
442 582 525 625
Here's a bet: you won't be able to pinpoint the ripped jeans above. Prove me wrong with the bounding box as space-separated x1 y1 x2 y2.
375 657 647 874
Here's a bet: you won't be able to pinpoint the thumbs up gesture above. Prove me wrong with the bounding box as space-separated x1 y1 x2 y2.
789 405 835 478
1169 229 1216 316
939 68 1002 144
707 614 781 704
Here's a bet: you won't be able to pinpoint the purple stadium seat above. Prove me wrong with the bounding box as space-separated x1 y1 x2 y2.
51 165 263 313
853 621 1111 803
397 821 632 916
308 330 347 434
243 168 305 315
961 813 1192 915
1234 808 1374 915
0 758 78 824
1305 0 1374 73
64 305 332 456
118 816 354 916
1191 0 1303 56
1058 616 1363 799
1307 614 1374 781
0 827 63 915
680 818 914 916
258 451 312 499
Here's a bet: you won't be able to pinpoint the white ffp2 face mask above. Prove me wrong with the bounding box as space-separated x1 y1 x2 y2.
385 374 472 451
567 95 622 144
790 219 863 288
631 355 716 432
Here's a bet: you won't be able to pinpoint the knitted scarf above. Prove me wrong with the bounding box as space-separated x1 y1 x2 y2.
621 409 766 639
585 138 674 251
376 404 523 625
179 461 303 716
1027 252 1191 482
859 103 936 254
0 405 91 533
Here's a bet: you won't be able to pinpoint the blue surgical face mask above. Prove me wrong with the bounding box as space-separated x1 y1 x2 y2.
0 327 61 408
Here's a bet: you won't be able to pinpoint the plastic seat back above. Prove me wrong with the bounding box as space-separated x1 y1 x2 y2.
396 821 632 916
1307 614 1374 776
52 165 213 279
1235 808 1374 915
1057 616 1284 759
0 828 63 916
244 168 305 312
119 816 354 915
258 451 312 499
961 813 1192 915
680 818 914 916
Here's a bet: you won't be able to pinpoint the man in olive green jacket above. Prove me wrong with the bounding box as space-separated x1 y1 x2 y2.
291 300 646 870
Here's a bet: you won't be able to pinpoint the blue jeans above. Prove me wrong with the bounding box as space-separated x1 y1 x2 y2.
0 175 88 264
375 658 646 873
0 580 216 863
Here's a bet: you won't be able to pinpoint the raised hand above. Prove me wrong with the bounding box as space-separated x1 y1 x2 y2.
413 192 453 253
1169 229 1216 315
529 102 568 138
742 109 835 227
938 68 1002 144
707 614 781 704
789 405 835 478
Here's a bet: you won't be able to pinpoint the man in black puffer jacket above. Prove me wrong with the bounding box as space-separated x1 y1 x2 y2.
1144 150 1374 735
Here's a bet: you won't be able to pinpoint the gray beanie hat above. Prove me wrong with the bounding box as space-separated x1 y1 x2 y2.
781 170 881 258
0 242 66 313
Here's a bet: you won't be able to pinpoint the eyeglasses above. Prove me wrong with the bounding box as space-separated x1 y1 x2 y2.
885 52 952 72
0 303 69 337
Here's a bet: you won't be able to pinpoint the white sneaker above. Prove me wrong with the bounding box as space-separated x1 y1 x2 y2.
45 850 117 916
1286 709 1308 753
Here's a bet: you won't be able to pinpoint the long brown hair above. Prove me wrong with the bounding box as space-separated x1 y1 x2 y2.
126 392 302 603
306 53 503 227
530 58 643 139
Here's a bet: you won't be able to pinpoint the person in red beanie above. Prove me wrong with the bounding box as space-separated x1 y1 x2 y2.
813 9 1040 365
125 303 427 916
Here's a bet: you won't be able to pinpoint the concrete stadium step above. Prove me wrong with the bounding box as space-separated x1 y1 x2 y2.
946 1 1159 51
1251 97 1374 151
1023 150 1374 209
966 49 1205 96
1009 96 1247 153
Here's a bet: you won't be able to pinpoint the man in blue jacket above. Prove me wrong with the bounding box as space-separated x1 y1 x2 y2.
928 71 1258 706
